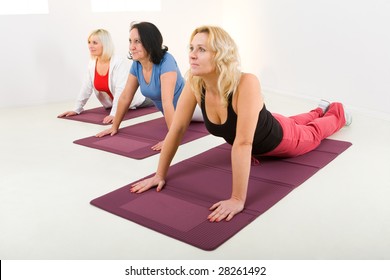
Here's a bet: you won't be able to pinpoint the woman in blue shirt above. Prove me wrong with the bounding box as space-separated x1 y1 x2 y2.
97 22 202 150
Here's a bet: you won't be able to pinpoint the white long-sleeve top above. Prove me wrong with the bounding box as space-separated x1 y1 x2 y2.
74 55 145 115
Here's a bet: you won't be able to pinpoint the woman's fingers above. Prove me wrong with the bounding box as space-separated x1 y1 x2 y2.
208 199 244 222
151 141 164 151
130 177 165 193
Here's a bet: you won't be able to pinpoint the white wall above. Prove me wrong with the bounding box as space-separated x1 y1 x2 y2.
1 0 389 119
256 0 390 118
0 0 222 108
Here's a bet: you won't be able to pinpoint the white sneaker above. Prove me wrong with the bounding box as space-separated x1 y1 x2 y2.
318 99 331 114
344 107 352 126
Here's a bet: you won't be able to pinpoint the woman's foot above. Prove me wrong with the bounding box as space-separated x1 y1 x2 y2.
318 99 331 114
320 100 352 126
344 105 352 126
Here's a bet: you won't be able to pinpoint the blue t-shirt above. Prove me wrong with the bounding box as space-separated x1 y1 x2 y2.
130 52 185 113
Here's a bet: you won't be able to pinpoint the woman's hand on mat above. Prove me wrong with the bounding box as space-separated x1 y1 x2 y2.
95 127 118 138
208 198 244 222
58 111 77 118
102 115 114 124
151 140 164 151
130 175 166 193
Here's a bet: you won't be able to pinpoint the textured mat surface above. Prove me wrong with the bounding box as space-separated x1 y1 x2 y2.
90 139 352 250
74 117 208 159
58 106 159 125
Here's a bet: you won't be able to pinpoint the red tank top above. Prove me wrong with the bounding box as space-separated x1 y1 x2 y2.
94 65 113 100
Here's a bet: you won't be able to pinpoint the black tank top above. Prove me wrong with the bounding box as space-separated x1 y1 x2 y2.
201 92 283 155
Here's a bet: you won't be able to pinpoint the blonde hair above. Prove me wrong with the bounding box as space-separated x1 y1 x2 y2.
187 25 241 106
88 29 114 61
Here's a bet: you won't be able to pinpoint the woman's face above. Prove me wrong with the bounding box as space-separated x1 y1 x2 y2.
189 32 216 77
88 35 103 57
129 28 147 61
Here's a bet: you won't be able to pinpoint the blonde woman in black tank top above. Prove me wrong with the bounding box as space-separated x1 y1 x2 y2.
130 26 350 222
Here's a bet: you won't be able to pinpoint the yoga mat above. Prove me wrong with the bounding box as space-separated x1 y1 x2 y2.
90 139 352 250
74 117 209 159
58 106 159 125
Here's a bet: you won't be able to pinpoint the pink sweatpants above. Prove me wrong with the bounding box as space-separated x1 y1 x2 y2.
262 102 346 157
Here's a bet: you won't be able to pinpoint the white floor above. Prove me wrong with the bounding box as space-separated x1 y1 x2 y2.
1 93 389 260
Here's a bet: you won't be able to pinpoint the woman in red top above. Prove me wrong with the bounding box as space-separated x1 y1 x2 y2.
58 29 152 124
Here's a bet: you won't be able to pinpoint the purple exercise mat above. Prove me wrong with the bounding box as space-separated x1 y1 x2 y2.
73 117 209 159
58 106 159 125
90 139 352 250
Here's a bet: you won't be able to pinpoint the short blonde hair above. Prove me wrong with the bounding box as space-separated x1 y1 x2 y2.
187 25 241 106
88 29 114 61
